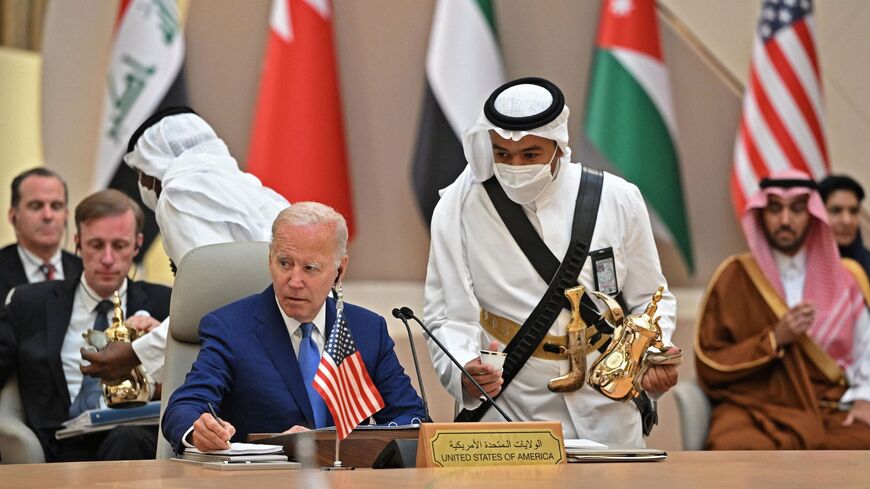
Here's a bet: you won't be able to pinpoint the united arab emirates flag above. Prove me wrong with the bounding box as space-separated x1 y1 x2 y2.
412 0 505 226
584 0 694 273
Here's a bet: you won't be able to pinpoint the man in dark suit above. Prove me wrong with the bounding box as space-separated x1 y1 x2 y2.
162 202 425 453
1 168 82 302
0 190 171 462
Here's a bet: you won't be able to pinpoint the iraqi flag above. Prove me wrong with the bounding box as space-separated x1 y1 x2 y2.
93 0 187 261
412 0 505 226
584 0 694 273
247 0 355 236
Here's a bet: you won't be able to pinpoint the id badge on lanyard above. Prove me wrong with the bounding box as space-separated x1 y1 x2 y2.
591 247 619 296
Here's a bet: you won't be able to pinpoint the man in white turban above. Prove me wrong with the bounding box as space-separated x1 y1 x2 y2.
81 107 289 385
423 78 678 447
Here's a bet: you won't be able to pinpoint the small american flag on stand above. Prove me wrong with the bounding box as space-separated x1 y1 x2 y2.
313 307 385 440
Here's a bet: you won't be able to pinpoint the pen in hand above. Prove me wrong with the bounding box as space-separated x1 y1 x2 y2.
208 402 232 449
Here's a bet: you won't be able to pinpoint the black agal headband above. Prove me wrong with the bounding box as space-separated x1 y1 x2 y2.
484 77 565 131
759 177 818 190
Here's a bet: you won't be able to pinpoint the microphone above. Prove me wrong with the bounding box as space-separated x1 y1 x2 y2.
397 307 513 422
391 308 431 423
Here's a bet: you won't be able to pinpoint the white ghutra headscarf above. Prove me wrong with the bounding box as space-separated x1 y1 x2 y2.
461 81 572 183
124 113 289 262
429 78 576 324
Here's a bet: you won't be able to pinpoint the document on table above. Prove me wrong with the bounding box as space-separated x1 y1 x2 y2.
186 442 284 456
564 439 666 462
567 448 667 462
564 439 608 451
180 443 289 464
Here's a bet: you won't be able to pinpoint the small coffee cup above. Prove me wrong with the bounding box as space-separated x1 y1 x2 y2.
82 329 108 350
480 349 507 371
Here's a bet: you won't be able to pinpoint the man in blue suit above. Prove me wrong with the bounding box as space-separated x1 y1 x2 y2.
161 202 425 453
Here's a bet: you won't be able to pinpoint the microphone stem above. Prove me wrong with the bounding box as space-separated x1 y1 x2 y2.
407 314 513 422
396 315 431 422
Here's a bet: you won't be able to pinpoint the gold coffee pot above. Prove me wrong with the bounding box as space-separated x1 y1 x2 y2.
587 286 670 402
101 292 151 408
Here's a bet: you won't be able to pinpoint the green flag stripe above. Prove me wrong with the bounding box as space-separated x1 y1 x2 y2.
474 0 497 35
585 49 694 272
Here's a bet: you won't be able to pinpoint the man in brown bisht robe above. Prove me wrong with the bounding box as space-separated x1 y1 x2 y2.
696 169 870 449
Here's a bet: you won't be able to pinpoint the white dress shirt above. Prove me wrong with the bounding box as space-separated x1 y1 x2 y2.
17 245 64 282
772 248 807 307
772 248 870 404
842 307 870 404
275 297 327 358
61 279 128 407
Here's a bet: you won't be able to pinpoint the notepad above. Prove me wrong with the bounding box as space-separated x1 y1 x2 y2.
182 453 289 463
62 401 161 429
186 442 284 456
182 443 287 463
56 402 161 440
564 438 608 451
567 448 667 462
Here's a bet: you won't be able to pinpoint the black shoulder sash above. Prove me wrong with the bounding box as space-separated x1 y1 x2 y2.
456 166 603 422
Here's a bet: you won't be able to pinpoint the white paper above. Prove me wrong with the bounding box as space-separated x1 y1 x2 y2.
186 442 284 455
564 438 608 450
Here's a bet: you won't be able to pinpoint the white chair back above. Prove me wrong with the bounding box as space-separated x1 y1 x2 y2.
672 379 712 450
0 376 46 463
156 241 272 459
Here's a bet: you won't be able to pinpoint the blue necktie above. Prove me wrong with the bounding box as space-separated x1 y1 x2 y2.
298 322 328 428
70 299 114 418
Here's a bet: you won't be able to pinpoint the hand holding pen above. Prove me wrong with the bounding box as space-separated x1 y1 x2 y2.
191 402 236 451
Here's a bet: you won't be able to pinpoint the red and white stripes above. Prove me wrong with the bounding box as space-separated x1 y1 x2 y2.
313 350 384 440
732 9 828 215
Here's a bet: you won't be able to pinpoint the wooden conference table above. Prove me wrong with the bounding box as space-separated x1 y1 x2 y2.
1 451 868 489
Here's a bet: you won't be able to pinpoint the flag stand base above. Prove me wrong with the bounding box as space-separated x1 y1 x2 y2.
322 437 354 470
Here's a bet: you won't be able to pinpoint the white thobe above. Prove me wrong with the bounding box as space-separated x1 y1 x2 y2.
131 197 284 382
424 163 676 447
772 249 870 404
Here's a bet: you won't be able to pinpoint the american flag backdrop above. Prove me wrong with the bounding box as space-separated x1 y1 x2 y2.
313 311 385 440
731 0 828 215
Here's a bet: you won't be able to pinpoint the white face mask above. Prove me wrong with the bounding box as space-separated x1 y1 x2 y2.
493 145 559 204
138 181 159 211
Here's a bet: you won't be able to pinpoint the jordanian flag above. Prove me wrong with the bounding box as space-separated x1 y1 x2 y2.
584 0 694 272
412 0 505 225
